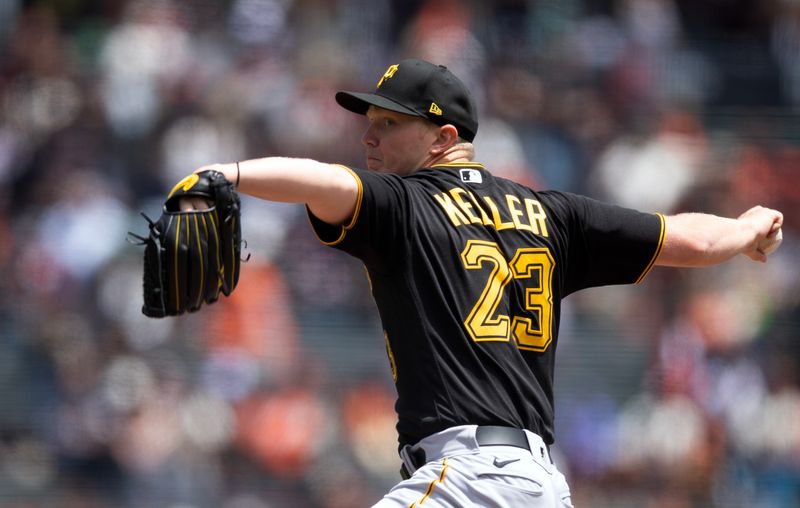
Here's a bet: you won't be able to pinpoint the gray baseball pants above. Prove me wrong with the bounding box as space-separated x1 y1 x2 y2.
372 425 573 507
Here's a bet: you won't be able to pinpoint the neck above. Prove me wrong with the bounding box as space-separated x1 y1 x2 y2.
425 142 475 167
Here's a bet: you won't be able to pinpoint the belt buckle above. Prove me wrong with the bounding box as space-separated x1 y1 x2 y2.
475 426 530 451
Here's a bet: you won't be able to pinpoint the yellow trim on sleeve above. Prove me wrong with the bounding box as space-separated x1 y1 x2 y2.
635 212 666 284
339 165 363 230
313 165 364 246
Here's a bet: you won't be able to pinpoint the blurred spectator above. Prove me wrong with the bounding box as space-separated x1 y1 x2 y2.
591 109 707 213
98 0 192 138
341 382 398 479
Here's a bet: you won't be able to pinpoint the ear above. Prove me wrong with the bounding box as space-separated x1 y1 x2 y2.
429 124 459 155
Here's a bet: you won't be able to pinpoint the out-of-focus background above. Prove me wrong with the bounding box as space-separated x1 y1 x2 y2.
0 0 798 506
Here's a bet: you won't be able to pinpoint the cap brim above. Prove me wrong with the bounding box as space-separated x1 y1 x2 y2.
335 91 421 117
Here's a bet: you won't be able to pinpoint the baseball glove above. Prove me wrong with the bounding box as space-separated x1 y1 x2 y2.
129 170 243 317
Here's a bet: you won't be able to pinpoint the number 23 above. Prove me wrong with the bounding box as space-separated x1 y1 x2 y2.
460 240 555 352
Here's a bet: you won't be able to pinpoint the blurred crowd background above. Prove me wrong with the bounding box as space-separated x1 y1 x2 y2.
0 0 799 507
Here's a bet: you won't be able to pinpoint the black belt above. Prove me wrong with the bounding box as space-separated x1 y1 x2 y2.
400 426 531 479
475 426 531 450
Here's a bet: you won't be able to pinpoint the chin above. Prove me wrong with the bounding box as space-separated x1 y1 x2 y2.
367 162 387 173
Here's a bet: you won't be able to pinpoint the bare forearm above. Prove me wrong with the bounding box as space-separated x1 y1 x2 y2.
198 157 359 225
205 157 343 203
659 213 754 266
657 207 783 267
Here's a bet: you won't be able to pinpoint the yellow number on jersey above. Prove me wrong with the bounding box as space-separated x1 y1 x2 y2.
460 241 555 352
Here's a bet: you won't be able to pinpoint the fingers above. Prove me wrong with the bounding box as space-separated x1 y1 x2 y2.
194 163 237 185
194 164 222 175
769 214 783 234
740 206 783 238
735 206 783 263
179 197 212 211
746 249 767 263
762 207 784 234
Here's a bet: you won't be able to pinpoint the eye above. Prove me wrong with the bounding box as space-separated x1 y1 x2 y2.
384 118 394 127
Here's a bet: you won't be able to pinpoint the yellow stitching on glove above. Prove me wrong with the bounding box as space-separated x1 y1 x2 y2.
168 174 200 198
193 214 204 309
174 216 182 311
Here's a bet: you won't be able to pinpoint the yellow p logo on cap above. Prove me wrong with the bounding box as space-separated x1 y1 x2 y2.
377 64 399 88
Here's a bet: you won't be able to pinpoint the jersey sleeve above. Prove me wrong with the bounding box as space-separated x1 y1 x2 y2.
306 166 409 265
543 191 665 295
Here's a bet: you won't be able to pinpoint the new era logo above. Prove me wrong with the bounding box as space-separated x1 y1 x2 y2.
429 102 443 115
460 168 482 184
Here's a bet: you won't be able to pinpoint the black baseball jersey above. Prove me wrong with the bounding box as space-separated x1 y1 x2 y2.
308 163 665 449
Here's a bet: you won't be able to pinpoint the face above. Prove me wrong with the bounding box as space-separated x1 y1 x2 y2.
361 106 440 175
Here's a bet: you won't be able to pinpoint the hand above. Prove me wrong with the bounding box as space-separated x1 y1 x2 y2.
179 163 239 211
194 163 238 186
738 205 783 262
179 196 212 211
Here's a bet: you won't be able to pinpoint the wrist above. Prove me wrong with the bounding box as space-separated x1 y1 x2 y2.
195 163 238 185
216 162 239 186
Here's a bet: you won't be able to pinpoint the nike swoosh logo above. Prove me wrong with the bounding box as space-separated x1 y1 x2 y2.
493 457 521 468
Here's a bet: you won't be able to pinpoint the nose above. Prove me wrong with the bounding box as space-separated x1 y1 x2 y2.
362 124 378 148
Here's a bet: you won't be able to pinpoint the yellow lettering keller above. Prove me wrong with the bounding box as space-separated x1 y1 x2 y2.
466 190 492 226
449 188 483 225
433 187 549 237
506 195 533 233
482 196 515 231
433 192 469 226
377 64 399 88
524 199 549 237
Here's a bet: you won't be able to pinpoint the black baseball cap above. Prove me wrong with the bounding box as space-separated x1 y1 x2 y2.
335 59 478 142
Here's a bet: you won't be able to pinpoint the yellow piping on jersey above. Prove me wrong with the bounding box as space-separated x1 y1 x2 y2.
635 212 666 284
384 331 398 383
431 162 485 169
309 165 363 246
409 458 449 507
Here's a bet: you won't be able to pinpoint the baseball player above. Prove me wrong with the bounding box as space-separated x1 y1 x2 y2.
185 59 783 507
